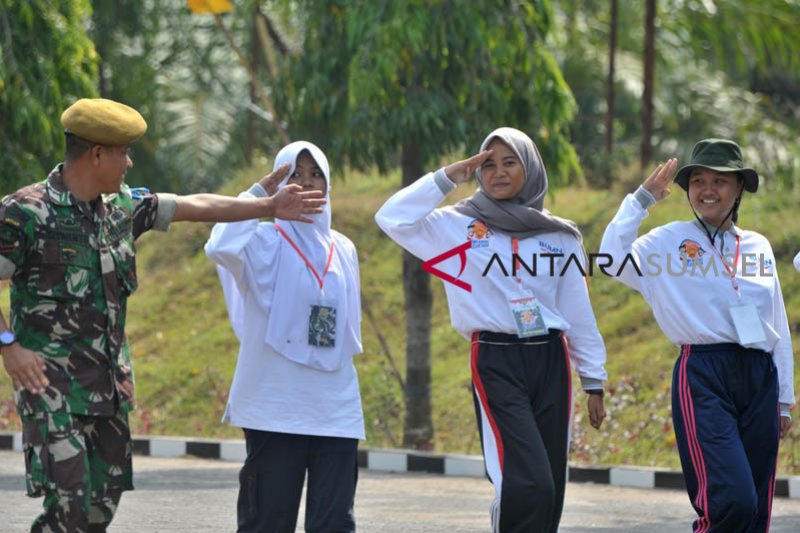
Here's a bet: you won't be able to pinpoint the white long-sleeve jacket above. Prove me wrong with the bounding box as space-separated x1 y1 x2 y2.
375 170 607 390
600 191 795 408
204 186 365 439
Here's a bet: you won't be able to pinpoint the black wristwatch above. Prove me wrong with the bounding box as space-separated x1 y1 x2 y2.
586 389 604 397
0 329 16 348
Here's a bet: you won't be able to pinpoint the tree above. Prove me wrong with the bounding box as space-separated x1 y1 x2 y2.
552 0 800 185
659 0 800 186
605 0 618 183
640 0 655 169
89 1 254 194
0 0 97 192
272 0 579 448
550 0 644 186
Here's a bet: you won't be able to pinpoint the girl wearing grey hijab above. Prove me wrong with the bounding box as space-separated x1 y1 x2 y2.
376 127 607 533
453 127 582 240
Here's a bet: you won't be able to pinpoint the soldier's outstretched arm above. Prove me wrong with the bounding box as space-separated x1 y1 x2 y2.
171 164 325 223
0 312 48 395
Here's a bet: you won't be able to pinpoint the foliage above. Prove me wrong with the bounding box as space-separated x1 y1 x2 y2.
4 163 800 473
0 0 799 471
0 0 97 192
551 0 800 188
659 0 800 189
0 1 262 195
268 0 583 449
669 0 800 79
89 0 254 193
271 0 581 183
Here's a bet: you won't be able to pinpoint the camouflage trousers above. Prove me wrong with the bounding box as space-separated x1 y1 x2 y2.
21 408 134 533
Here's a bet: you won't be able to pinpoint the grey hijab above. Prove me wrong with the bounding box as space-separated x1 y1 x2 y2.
453 127 582 241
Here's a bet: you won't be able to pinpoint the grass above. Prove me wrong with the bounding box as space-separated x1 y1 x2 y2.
2 159 800 474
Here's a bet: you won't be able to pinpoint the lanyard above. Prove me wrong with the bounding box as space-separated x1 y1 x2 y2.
275 224 335 290
511 237 522 284
706 234 741 294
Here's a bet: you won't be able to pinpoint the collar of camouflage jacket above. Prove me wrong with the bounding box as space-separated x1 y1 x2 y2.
46 165 106 220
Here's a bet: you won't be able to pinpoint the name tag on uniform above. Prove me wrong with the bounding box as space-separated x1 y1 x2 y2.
730 303 766 345
308 304 337 347
510 296 548 338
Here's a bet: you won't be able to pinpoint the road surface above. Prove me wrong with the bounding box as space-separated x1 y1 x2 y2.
2 451 800 532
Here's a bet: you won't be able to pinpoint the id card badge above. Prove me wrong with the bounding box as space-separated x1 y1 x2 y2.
509 296 548 338
730 302 766 346
308 301 337 347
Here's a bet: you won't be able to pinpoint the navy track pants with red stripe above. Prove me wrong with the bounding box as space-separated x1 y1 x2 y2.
471 330 572 533
672 343 780 533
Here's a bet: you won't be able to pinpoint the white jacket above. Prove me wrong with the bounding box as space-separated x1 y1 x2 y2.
375 170 607 389
205 186 365 439
600 191 795 408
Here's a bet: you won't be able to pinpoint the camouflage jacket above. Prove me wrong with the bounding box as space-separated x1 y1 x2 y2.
0 165 176 416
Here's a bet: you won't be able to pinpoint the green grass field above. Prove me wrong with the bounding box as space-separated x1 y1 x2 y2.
2 159 800 474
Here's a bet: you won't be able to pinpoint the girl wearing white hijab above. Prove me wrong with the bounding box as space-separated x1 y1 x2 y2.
205 141 363 533
375 127 607 533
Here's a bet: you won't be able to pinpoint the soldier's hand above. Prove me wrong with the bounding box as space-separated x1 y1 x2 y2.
258 163 291 196
115 365 136 408
270 184 326 222
1 343 48 394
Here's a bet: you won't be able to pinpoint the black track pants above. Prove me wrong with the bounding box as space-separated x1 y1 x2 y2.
471 330 572 533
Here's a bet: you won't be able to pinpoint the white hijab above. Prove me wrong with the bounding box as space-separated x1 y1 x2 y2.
273 142 333 270
220 141 361 371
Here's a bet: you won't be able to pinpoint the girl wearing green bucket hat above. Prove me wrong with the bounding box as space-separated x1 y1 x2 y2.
600 139 794 533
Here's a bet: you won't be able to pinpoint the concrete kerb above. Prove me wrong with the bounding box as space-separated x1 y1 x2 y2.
2 431 798 498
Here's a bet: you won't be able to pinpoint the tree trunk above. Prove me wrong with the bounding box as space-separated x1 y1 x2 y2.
245 8 258 165
604 0 618 185
97 46 108 98
400 140 433 450
641 0 656 169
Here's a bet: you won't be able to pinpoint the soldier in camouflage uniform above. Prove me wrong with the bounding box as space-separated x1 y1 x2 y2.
0 98 323 532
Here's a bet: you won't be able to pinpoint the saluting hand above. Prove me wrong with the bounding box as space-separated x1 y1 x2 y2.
1 343 48 395
444 150 494 184
642 158 678 202
259 163 292 196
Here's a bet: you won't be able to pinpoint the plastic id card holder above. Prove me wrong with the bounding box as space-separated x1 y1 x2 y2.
510 296 548 338
308 304 337 347
730 303 766 346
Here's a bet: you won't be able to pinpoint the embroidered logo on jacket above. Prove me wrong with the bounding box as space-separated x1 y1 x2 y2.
467 219 493 248
678 239 706 267
746 256 773 276
539 240 564 255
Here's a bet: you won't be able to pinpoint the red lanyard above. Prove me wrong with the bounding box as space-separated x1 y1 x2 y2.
707 234 741 293
275 224 335 290
512 237 522 284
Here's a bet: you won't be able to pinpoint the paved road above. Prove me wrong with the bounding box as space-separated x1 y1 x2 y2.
2 451 800 532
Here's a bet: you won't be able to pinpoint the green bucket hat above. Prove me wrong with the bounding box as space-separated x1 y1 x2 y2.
673 138 759 193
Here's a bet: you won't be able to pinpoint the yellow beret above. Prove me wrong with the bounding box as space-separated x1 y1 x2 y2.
61 98 147 145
